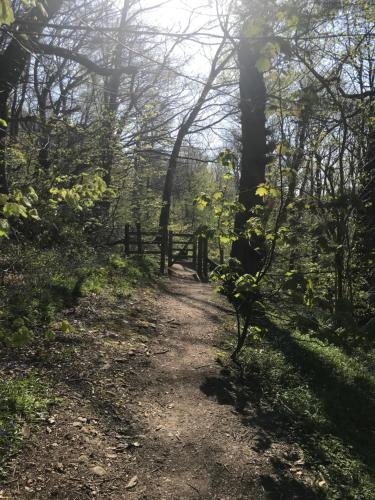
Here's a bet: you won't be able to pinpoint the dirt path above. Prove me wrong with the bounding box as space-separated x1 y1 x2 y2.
1 277 297 499
128 280 265 499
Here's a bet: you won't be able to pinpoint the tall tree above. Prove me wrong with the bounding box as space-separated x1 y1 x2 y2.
159 37 233 229
0 0 62 193
230 27 268 274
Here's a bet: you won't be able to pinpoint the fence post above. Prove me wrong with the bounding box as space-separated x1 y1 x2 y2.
203 236 208 281
160 227 167 274
136 223 142 254
168 230 173 267
197 235 203 278
124 224 130 256
219 245 224 264
192 236 197 269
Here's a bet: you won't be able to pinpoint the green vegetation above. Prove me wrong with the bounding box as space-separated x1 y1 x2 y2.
0 250 157 474
0 373 54 476
0 246 158 347
231 328 375 499
0 0 374 496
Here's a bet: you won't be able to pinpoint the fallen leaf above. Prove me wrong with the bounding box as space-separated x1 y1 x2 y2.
125 475 138 489
21 425 31 438
55 463 64 473
90 465 106 477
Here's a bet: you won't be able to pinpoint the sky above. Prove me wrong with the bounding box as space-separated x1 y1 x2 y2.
142 0 230 76
145 0 236 153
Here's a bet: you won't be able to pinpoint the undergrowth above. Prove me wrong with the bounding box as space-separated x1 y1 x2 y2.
0 372 54 477
0 247 158 476
0 245 158 346
236 327 375 499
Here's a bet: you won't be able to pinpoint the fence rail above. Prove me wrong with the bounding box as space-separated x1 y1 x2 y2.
109 223 211 281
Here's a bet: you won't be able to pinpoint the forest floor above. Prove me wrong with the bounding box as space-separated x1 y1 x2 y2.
0 270 316 500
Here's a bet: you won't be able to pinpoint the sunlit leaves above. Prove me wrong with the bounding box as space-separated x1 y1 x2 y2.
3 202 28 219
0 219 9 238
36 1 47 17
218 149 237 170
212 191 223 201
255 183 278 198
256 42 280 73
0 0 14 25
219 234 235 244
49 172 111 211
0 186 41 237
244 17 265 39
194 192 211 210
28 208 40 220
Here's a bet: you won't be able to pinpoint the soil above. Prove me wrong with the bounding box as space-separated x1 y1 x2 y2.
1 272 311 499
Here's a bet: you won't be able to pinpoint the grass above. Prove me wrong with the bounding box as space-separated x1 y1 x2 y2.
235 327 375 499
0 372 54 477
0 250 159 477
0 249 159 346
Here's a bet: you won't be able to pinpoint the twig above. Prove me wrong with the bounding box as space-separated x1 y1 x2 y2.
187 483 201 497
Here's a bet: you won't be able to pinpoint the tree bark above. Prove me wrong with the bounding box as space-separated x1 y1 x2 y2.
231 35 267 275
101 0 131 186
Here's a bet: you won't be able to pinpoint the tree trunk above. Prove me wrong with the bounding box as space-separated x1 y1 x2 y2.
159 132 185 229
158 39 231 229
101 0 130 186
362 103 375 308
231 35 267 275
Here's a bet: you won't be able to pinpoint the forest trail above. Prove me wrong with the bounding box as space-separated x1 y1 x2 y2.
2 277 298 500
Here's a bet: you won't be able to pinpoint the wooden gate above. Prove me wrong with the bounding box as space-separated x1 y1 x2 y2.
111 224 210 281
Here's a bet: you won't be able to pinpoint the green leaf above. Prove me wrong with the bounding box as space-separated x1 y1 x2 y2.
219 234 233 244
3 202 27 219
256 55 272 73
0 118 7 128
0 0 14 25
256 184 268 197
213 191 223 201
287 15 299 28
276 143 290 155
194 193 211 210
0 218 9 233
60 319 74 334
0 193 8 205
27 186 38 201
37 1 48 17
28 208 40 220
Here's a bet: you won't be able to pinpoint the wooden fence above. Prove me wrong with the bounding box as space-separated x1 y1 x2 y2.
110 223 210 280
